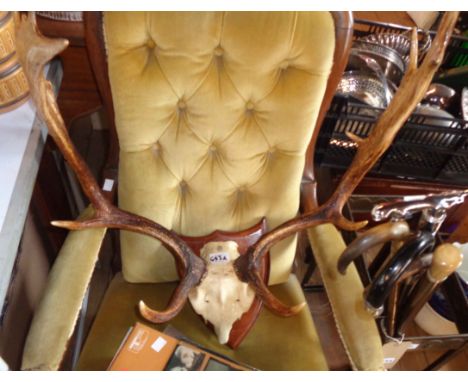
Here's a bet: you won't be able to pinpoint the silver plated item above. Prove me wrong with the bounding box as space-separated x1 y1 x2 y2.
372 189 468 222
351 40 406 85
360 30 432 65
462 87 468 121
337 70 395 108
422 83 457 110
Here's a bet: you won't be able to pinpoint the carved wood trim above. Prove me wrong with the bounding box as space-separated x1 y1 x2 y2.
83 12 119 201
302 11 354 211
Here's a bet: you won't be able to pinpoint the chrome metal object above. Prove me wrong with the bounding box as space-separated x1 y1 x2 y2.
371 189 468 222
350 40 406 85
359 30 432 66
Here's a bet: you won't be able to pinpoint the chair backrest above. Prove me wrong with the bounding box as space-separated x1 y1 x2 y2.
84 11 353 285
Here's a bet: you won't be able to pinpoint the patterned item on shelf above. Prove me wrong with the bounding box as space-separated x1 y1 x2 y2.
0 12 29 114
35 11 83 22
0 12 15 62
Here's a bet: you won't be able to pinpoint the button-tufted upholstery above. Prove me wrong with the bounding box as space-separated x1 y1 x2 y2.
104 11 335 284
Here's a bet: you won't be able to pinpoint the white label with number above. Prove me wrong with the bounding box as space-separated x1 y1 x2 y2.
208 252 230 264
102 178 114 192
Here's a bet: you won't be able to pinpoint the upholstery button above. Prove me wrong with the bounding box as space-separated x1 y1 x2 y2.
209 144 217 153
266 147 277 161
146 39 156 49
179 180 188 193
152 142 161 156
279 60 289 70
214 46 224 57
177 100 186 110
246 101 254 111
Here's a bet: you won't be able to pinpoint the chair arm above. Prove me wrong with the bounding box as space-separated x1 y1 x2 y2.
21 207 107 371
307 223 385 371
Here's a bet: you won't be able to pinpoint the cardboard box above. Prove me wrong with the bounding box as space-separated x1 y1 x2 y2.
108 323 255 371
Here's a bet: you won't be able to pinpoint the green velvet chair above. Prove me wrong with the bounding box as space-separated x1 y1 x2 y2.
21 11 384 371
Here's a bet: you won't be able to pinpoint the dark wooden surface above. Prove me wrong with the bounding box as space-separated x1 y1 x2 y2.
37 15 102 128
353 11 416 27
84 12 119 199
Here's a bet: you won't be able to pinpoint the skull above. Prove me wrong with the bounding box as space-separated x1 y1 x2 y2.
188 241 255 344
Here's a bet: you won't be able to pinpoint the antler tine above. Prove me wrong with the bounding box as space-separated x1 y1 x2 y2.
139 274 197 323
15 13 206 322
235 205 365 315
55 209 206 321
235 12 459 316
235 209 328 315
15 12 109 212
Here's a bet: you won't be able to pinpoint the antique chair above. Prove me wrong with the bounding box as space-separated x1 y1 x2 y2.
20 11 385 371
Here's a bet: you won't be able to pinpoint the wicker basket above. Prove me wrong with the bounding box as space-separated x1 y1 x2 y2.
0 12 29 114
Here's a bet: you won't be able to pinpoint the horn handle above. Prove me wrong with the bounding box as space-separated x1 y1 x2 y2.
337 221 410 275
364 231 435 317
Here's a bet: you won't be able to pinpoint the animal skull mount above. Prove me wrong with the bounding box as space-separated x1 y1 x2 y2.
188 241 255 344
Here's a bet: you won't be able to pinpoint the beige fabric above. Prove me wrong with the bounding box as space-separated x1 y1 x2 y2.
104 12 335 285
21 207 107 371
77 273 327 371
308 224 385 371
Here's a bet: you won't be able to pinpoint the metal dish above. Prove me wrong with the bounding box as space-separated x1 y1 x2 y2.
350 41 406 85
422 83 457 110
462 87 468 121
351 53 393 107
337 71 393 108
360 31 431 65
361 33 411 56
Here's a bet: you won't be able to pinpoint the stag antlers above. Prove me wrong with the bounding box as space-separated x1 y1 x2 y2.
15 11 458 331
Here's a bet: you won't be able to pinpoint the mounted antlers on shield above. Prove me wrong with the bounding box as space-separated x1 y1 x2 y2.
15 12 458 345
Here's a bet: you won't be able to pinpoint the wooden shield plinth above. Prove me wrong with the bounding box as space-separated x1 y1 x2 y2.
179 218 269 349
